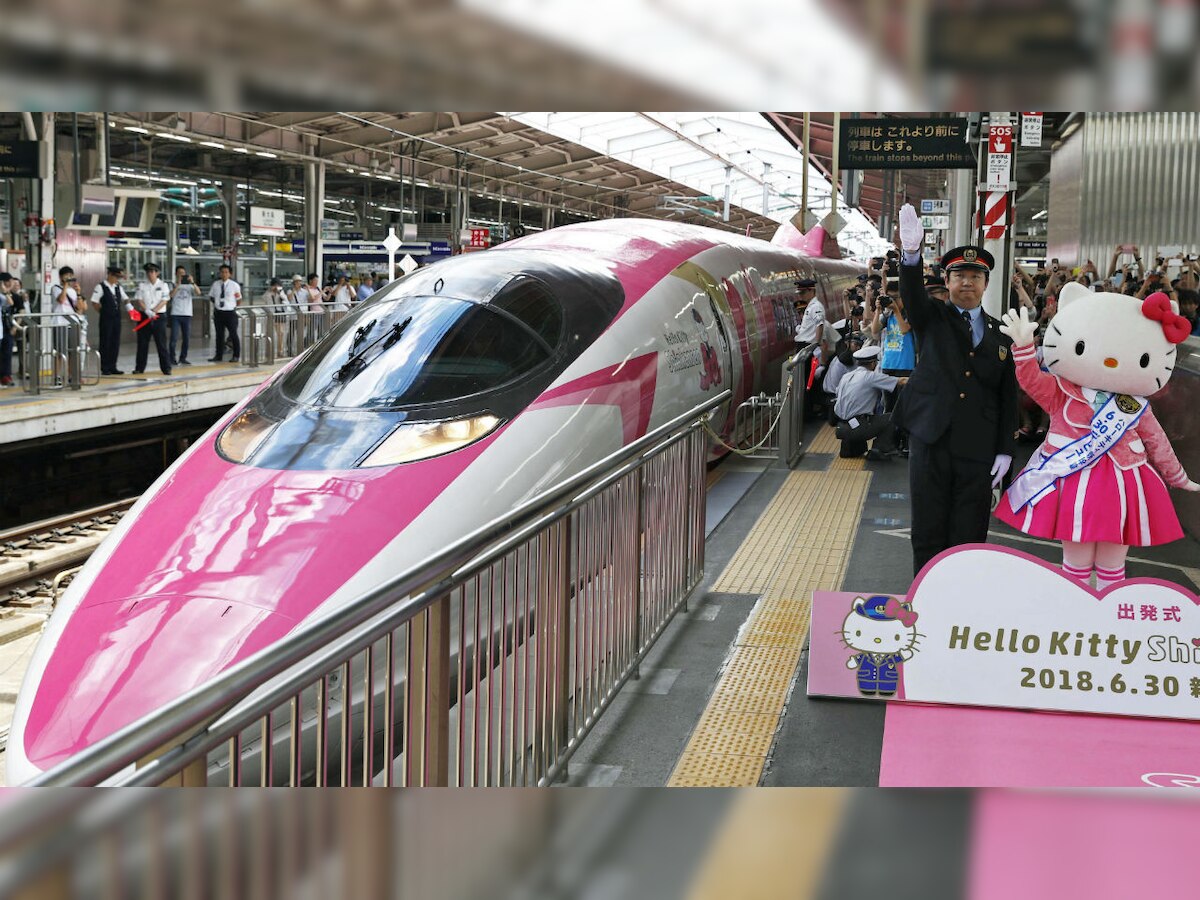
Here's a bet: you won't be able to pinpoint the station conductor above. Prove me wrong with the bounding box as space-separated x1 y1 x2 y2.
894 203 1018 576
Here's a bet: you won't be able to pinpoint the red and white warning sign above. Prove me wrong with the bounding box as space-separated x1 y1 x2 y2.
1021 112 1044 148
986 124 1013 189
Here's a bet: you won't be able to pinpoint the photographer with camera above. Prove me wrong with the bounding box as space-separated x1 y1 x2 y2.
170 265 196 366
869 264 915 455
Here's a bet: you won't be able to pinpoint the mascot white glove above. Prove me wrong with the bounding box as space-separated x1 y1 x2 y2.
1182 480 1200 492
899 203 924 253
991 454 1012 489
999 306 1038 348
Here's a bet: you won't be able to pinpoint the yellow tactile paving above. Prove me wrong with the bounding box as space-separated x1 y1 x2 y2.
685 790 847 900
829 454 867 470
669 466 871 786
670 752 765 788
806 424 840 454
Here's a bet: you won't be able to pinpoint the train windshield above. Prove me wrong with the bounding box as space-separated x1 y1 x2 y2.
279 283 561 411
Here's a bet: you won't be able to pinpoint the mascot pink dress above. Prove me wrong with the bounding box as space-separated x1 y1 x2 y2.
995 283 1199 588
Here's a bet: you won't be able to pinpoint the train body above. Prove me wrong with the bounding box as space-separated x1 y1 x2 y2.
8 218 860 782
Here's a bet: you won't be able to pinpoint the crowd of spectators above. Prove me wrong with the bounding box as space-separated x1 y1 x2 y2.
0 266 386 384
797 242 1200 461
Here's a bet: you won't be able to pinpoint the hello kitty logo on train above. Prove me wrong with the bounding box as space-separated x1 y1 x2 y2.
995 284 1199 589
840 594 923 698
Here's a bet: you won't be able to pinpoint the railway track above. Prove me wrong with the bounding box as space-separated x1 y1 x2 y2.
0 498 137 610
0 499 137 764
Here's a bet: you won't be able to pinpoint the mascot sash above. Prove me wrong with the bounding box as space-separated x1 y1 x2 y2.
1005 392 1148 512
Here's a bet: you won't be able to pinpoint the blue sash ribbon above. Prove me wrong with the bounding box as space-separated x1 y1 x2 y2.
1005 391 1147 512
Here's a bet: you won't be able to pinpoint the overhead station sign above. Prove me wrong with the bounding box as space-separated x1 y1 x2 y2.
249 206 286 237
0 141 43 178
840 117 976 170
809 546 1200 723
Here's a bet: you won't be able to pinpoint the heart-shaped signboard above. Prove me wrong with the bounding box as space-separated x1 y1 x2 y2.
902 545 1200 719
810 544 1200 722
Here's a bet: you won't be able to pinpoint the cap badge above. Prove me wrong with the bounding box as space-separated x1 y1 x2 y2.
963 248 978 262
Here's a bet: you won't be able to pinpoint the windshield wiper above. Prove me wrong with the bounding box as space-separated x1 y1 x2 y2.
334 316 412 383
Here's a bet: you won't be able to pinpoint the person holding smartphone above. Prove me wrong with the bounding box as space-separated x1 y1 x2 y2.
170 265 196 366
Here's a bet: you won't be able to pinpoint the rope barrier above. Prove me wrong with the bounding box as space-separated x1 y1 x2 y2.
701 374 795 456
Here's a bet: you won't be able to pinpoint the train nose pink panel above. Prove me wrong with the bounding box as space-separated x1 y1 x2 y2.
24 595 295 772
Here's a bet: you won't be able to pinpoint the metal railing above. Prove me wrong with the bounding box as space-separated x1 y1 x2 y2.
14 313 101 394
217 303 353 365
726 344 813 467
0 790 671 900
30 391 728 787
778 344 815 468
731 392 783 458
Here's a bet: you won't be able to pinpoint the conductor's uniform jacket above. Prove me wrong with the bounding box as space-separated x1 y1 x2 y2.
893 262 1018 573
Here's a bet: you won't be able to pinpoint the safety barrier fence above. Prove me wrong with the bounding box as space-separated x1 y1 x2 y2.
29 391 729 788
13 313 101 394
727 344 814 468
0 790 662 899
194 298 354 366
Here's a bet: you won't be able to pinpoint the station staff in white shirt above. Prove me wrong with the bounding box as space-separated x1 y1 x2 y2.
130 262 172 375
208 263 242 363
834 345 908 461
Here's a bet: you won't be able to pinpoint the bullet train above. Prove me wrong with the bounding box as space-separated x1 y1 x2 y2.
8 218 860 783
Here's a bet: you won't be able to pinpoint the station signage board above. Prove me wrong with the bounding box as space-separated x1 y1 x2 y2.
986 124 1013 189
840 117 976 170
1021 112 1044 148
920 199 951 216
808 545 1200 723
1016 239 1048 255
249 206 286 237
461 228 490 248
319 218 340 241
0 140 43 178
920 215 950 231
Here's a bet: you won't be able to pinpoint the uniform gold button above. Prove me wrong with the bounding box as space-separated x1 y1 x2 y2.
959 392 966 399
969 351 974 358
965 371 972 377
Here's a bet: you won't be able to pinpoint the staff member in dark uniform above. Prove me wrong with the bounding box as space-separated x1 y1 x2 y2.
894 203 1017 576
89 265 129 375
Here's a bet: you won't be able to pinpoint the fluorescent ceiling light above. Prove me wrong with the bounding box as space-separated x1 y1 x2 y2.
1031 209 1048 220
124 126 150 134
161 133 192 142
255 151 278 158
232 147 249 154
199 141 225 149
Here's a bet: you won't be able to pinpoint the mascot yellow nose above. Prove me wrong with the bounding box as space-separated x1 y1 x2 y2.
1104 357 1119 368
874 637 882 644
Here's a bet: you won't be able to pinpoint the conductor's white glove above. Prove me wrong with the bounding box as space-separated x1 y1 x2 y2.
991 453 1013 489
999 306 1037 348
899 203 924 253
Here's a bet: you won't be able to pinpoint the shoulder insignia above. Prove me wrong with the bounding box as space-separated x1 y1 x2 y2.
1116 394 1142 414
998 346 1008 361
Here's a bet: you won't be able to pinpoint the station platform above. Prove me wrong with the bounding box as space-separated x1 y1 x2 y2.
0 343 281 449
563 420 1200 788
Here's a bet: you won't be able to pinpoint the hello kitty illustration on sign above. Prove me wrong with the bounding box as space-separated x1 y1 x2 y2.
996 285 1199 589
841 595 923 697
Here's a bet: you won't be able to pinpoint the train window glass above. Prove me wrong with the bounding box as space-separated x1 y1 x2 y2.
490 278 562 349
279 296 550 410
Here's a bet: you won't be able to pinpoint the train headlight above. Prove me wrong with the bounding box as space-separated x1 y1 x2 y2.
359 414 502 467
217 409 278 463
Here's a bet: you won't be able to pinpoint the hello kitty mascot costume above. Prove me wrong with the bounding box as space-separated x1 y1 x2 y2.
995 283 1199 588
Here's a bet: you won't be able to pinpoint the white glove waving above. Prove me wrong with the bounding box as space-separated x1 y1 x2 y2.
899 203 924 253
990 453 1012 489
999 306 1037 348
